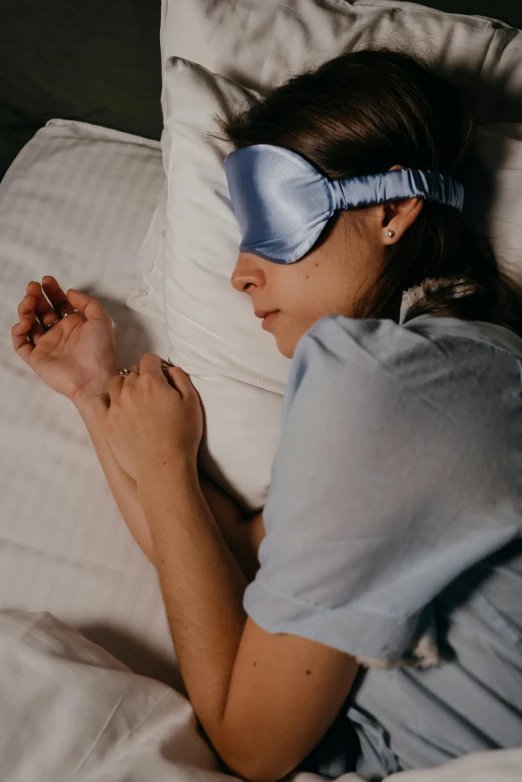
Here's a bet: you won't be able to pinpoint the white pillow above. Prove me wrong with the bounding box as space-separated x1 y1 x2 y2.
462 123 522 272
163 59 289 392
126 177 168 322
151 59 288 511
161 0 522 124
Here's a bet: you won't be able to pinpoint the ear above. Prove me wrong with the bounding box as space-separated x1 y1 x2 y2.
381 164 423 244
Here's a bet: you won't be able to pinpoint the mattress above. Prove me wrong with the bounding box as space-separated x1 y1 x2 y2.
0 119 181 687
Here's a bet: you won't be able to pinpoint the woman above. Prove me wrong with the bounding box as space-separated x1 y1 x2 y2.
11 49 522 781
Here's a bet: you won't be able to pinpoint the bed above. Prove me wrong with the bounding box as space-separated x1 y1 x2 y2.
0 1 521 780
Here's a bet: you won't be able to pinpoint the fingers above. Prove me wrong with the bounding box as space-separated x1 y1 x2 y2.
12 291 45 359
139 354 176 372
166 366 194 399
139 354 178 389
139 353 163 375
41 275 76 318
16 292 45 338
143 353 192 399
27 280 61 329
107 364 145 404
107 357 182 404
65 287 109 322
11 303 36 361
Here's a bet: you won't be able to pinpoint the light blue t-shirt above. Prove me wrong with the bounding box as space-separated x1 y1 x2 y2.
243 314 522 780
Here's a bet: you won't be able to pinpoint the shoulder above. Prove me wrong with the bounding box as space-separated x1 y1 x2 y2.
286 315 466 401
294 313 521 374
282 314 520 432
292 313 522 384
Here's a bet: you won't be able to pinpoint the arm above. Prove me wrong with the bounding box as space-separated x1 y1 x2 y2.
96 355 358 782
73 391 154 562
73 389 265 579
77 394 351 780
137 462 358 782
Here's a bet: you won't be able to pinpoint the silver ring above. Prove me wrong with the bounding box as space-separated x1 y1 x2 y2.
118 368 140 377
44 308 82 330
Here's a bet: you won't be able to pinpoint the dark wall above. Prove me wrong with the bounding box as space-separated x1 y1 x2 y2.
0 0 162 180
417 0 521 25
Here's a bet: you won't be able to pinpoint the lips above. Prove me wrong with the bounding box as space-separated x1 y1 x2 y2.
261 310 280 330
255 309 279 319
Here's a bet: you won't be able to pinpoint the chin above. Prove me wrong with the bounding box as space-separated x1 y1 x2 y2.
275 334 297 360
272 316 308 359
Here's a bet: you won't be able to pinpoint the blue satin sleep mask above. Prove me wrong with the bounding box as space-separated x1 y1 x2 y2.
223 143 465 265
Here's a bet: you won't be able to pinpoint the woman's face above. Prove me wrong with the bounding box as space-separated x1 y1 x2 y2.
230 207 387 359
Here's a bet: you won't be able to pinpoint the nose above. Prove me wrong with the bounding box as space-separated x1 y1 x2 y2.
230 252 266 293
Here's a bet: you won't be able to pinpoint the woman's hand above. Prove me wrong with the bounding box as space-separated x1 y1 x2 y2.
102 353 204 485
11 276 118 401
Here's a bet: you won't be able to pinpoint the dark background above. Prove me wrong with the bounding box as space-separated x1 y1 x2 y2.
0 0 521 182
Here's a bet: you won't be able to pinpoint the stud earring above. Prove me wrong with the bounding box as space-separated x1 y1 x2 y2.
386 230 395 238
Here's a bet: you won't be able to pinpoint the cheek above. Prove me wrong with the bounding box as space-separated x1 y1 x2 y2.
273 263 329 330
281 264 319 302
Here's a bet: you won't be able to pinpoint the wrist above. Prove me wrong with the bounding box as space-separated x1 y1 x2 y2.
71 387 103 413
70 373 115 410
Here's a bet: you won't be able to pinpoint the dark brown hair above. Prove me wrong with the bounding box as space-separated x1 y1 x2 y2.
210 48 522 335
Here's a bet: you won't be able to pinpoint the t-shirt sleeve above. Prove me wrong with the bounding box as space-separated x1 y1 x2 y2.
243 315 518 665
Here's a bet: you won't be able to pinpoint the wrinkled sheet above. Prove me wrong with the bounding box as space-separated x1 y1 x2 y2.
1 610 520 782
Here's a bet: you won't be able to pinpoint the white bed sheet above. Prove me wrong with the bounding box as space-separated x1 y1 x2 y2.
0 119 181 687
1 609 520 782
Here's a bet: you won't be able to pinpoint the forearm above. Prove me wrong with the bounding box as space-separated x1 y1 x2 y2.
137 463 248 745
198 478 264 582
73 393 154 562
